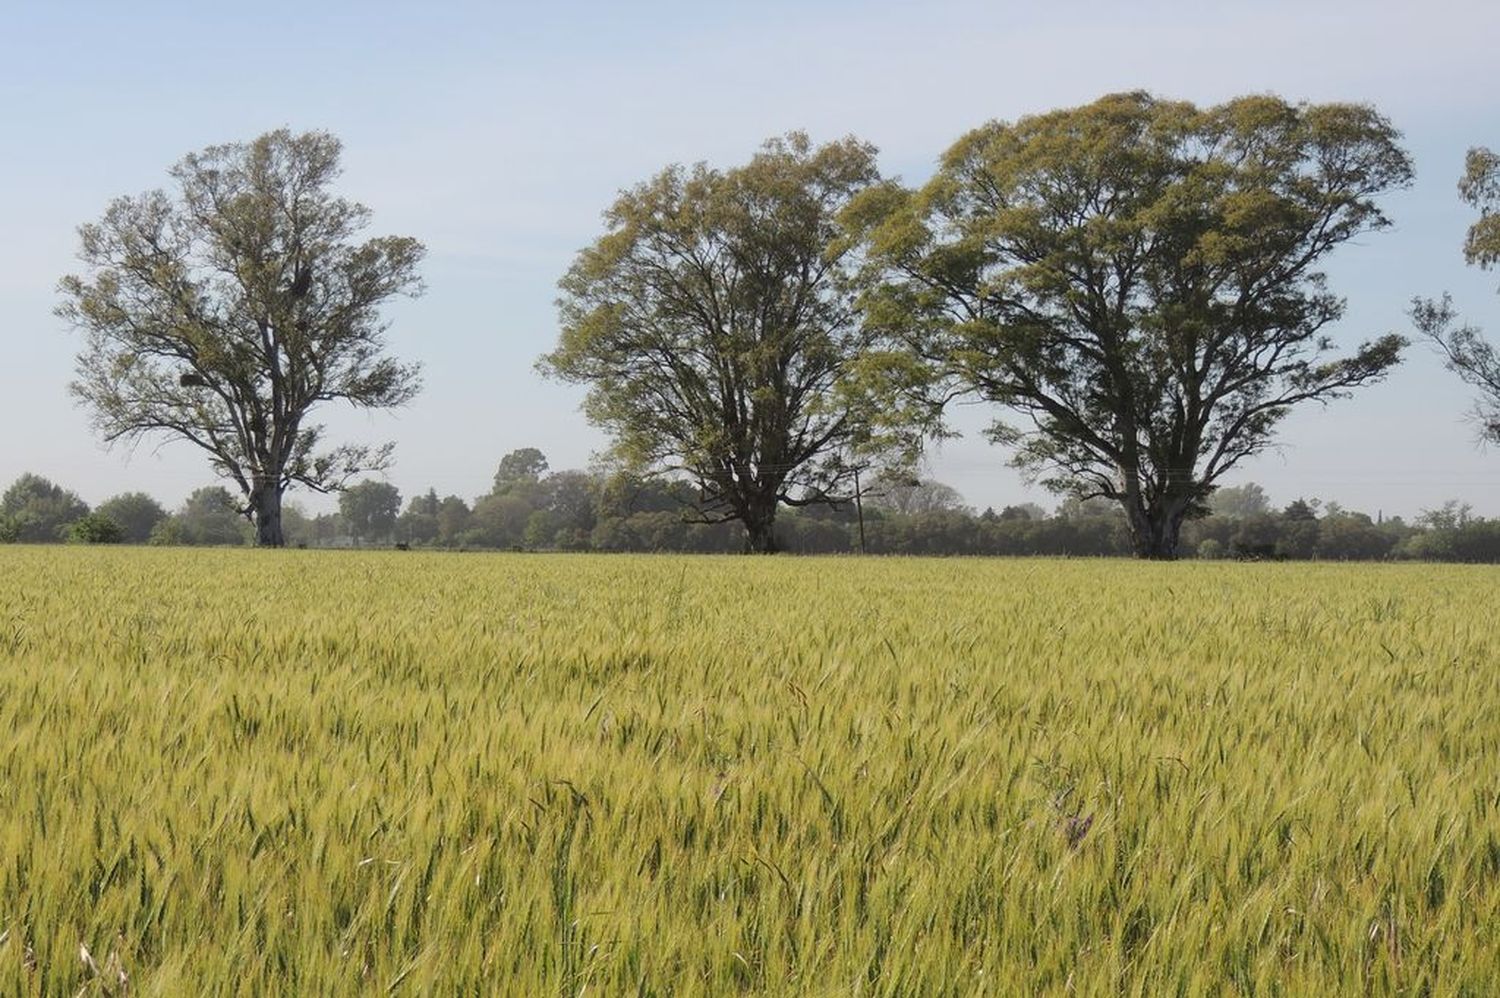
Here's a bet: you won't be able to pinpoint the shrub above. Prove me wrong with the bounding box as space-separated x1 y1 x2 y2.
68 512 125 544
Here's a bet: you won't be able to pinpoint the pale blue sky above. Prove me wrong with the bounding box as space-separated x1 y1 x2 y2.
2 0 1497 517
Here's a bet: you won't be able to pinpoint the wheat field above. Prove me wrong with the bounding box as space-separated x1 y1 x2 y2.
0 547 1496 994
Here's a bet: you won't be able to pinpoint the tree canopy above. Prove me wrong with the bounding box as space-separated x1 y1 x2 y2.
541 133 895 553
1413 145 1500 444
57 129 424 547
850 92 1411 558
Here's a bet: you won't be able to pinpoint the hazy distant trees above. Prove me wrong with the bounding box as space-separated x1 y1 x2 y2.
469 490 532 548
0 474 90 542
493 448 549 494
395 489 485 548
398 490 442 546
865 472 968 516
1417 500 1473 532
539 471 599 548
543 133 900 553
151 486 250 546
5 463 1500 561
58 129 424 547
1312 512 1395 561
851 92 1412 559
1402 501 1500 561
1209 483 1271 519
339 480 401 544
1412 146 1500 443
95 492 168 544
277 501 317 547
435 496 472 546
0 480 170 545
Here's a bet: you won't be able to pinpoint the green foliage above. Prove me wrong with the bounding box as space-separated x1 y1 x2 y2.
1283 498 1320 522
0 473 90 542
435 496 471 547
1210 482 1271 519
95 492 168 544
468 492 532 548
1313 513 1396 561
67 512 125 544
0 463 1486 560
1412 146 1500 444
493 448 549 494
2 549 1499 991
277 500 317 548
57 129 425 546
1460 146 1500 269
1399 519 1500 562
542 133 901 552
1417 499 1474 532
152 486 251 546
853 92 1412 558
338 480 401 544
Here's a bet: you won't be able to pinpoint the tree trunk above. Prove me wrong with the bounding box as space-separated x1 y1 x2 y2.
1125 501 1186 560
253 483 285 547
743 514 779 554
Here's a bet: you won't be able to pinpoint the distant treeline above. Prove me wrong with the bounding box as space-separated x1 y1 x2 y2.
5 457 1498 562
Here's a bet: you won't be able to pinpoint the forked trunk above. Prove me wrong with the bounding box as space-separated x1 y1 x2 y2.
253 483 285 548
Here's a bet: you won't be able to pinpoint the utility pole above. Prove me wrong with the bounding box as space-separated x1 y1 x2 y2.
853 467 867 555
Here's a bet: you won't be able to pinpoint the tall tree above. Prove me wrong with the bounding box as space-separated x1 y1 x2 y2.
58 129 424 547
851 92 1411 558
541 133 893 553
1412 146 1500 443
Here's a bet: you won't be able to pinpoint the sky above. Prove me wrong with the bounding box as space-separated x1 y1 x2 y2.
2 0 1497 519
